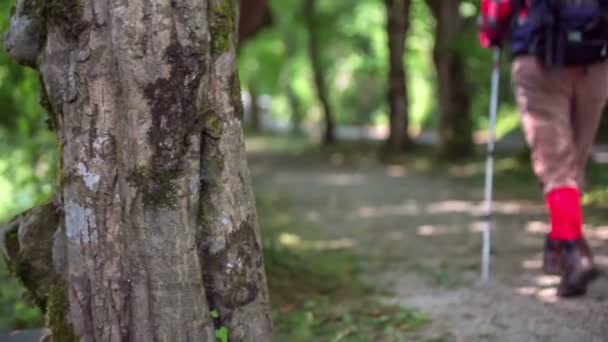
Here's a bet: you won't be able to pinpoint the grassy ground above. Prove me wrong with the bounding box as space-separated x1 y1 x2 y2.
258 192 428 341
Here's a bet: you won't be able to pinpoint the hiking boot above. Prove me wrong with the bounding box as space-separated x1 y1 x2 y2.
557 239 599 298
542 235 593 276
543 235 562 275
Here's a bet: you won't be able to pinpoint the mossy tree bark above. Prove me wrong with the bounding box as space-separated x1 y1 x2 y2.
2 0 272 340
426 0 473 159
384 0 412 152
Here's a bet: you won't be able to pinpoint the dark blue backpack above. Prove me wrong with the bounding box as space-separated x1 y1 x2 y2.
512 0 608 66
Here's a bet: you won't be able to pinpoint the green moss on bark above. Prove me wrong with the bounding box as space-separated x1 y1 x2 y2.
209 0 236 54
34 0 85 45
202 114 224 139
46 281 76 342
230 72 244 120
39 76 58 131
128 166 181 210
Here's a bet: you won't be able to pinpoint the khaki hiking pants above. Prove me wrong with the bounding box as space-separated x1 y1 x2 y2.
512 56 608 194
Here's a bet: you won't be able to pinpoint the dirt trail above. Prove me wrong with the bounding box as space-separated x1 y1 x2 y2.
250 149 608 342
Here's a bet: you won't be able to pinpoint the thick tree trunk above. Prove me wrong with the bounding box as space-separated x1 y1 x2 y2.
426 0 473 159
304 0 336 145
249 84 262 132
2 0 272 340
385 0 412 151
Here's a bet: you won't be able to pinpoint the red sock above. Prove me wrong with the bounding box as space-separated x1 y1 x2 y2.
546 187 583 241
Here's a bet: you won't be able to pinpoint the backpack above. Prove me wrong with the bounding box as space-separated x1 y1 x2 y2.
478 0 516 48
513 0 608 66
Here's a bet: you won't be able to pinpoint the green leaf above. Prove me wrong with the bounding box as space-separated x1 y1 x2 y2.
215 326 229 342
210 309 220 318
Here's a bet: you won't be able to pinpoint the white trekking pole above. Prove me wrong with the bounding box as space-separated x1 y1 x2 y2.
482 47 501 283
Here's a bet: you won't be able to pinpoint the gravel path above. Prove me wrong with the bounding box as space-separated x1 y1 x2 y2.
250 149 608 342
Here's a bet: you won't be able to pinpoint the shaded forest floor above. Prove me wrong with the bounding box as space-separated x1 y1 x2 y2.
250 136 608 342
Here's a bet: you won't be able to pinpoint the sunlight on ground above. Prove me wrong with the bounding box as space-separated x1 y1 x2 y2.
278 232 356 251
588 226 608 240
426 200 475 214
386 165 408 178
417 225 439 236
319 173 366 186
536 288 559 303
355 203 420 219
353 200 542 222
594 255 608 267
525 221 549 234
521 258 542 270
516 286 538 296
515 280 559 304
426 200 540 216
416 224 465 237
469 221 485 233
535 275 560 287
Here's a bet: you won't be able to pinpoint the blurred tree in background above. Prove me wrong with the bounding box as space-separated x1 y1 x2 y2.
426 0 473 159
384 0 412 151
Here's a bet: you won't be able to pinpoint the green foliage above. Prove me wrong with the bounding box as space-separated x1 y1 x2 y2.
210 309 220 318
215 326 229 342
0 258 43 329
209 309 229 342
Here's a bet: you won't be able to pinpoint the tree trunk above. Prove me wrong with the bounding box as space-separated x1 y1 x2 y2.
239 0 273 42
385 0 412 151
287 85 304 136
249 84 262 132
2 0 272 341
284 30 304 136
304 0 336 145
426 0 473 159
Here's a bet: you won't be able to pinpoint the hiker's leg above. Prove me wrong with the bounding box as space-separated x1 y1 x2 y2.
571 62 608 191
512 57 585 242
512 56 577 194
